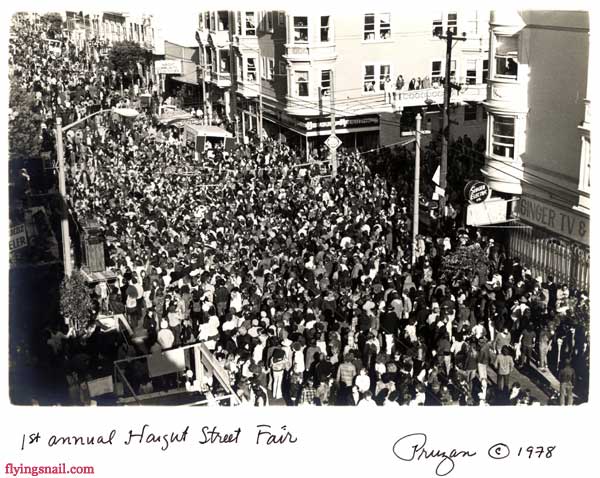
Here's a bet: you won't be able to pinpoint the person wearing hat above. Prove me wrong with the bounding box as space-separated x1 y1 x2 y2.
157 320 175 350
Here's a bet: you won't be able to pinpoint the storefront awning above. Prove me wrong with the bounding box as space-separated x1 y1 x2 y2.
171 71 199 85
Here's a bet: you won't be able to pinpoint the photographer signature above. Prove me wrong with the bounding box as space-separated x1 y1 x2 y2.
392 433 476 476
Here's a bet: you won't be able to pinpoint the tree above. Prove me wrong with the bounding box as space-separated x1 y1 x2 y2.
108 41 151 88
41 12 63 38
440 244 490 282
59 271 94 335
9 78 42 161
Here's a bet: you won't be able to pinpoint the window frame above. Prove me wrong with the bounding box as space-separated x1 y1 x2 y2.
491 115 516 159
320 15 331 43
295 70 309 97
246 57 257 82
293 16 309 43
363 13 391 41
431 60 443 84
494 34 519 79
447 12 458 35
245 11 256 36
465 59 477 85
482 59 489 83
363 63 391 93
266 11 273 32
463 104 477 122
320 69 332 97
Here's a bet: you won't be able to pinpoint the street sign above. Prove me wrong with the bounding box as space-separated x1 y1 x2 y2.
325 134 342 150
464 180 491 204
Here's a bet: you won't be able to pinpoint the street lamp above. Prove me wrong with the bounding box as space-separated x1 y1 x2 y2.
55 107 139 277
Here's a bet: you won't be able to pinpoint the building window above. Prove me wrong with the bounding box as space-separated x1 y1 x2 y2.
447 12 458 35
464 104 477 121
492 115 515 158
296 71 309 96
246 57 257 82
495 35 518 79
320 16 330 42
245 12 256 36
450 60 456 79
268 59 274 79
364 65 375 91
204 12 210 30
293 16 308 42
279 60 287 75
321 70 331 96
465 59 477 84
364 13 391 41
467 11 478 35
482 59 489 83
236 12 242 35
431 61 443 84
220 50 230 73
278 11 285 26
210 13 216 31
379 64 391 90
266 11 273 32
379 13 391 39
217 11 229 31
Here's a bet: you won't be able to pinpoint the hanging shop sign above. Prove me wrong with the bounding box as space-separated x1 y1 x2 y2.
464 180 491 204
515 196 589 246
155 60 183 75
466 198 509 226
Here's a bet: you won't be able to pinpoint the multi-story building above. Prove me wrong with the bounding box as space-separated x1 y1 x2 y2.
482 10 590 289
196 10 490 152
65 10 157 52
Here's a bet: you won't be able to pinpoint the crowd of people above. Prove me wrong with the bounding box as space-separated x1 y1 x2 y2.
9 15 590 407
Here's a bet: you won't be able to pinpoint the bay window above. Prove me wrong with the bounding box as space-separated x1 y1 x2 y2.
495 35 518 79
492 115 515 159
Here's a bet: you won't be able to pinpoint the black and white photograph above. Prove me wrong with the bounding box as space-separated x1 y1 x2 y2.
5 3 592 413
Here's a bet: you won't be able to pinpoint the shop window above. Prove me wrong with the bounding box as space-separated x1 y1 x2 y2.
320 16 330 42
495 34 518 79
293 16 308 42
296 71 309 97
492 115 515 158
321 70 331 96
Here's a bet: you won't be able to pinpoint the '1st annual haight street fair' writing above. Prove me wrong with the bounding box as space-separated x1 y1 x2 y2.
21 424 298 451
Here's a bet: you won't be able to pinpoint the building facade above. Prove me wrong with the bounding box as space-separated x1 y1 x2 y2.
195 10 490 152
482 10 590 289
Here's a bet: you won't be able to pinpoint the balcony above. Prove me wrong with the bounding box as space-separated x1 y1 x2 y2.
283 43 336 62
197 66 231 88
236 81 258 98
393 84 487 109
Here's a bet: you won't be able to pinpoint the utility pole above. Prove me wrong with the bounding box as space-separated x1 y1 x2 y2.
412 113 422 266
257 56 263 147
437 28 466 223
330 70 337 176
55 117 72 277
